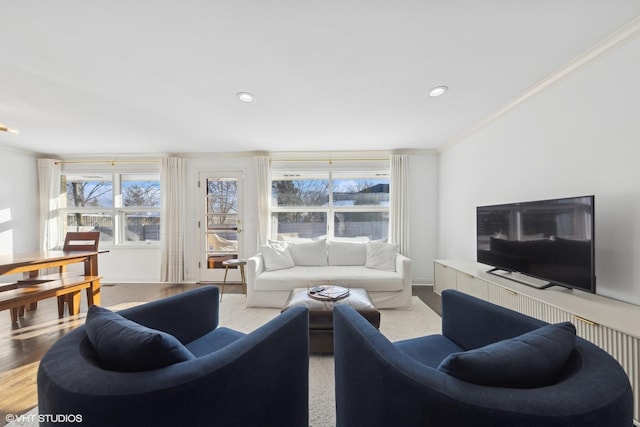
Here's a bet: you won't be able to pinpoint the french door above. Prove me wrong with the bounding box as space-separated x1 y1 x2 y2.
199 171 244 282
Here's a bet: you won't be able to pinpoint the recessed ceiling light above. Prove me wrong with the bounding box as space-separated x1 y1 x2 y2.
236 92 255 103
428 86 448 97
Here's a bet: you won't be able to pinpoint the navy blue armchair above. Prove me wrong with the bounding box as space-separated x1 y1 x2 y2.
334 289 633 427
38 286 309 427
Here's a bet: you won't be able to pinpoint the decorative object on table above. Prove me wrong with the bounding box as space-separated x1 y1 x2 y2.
307 284 350 301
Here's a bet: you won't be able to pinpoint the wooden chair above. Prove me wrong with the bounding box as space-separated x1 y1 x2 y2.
57 231 100 315
62 231 101 253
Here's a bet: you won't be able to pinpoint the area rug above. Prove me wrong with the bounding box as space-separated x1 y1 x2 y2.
8 295 441 427
219 294 442 427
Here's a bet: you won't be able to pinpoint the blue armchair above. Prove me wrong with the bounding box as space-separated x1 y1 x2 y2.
334 289 633 427
38 286 309 427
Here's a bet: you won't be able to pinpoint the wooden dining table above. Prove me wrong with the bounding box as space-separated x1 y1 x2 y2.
0 250 103 305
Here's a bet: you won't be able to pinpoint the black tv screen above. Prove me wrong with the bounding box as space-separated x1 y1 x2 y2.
477 195 595 293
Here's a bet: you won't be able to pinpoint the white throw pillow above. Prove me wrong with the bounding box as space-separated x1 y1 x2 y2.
287 239 328 266
260 244 295 271
327 240 367 266
365 241 398 271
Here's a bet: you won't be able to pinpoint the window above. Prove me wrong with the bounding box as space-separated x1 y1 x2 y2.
61 172 160 245
271 164 389 241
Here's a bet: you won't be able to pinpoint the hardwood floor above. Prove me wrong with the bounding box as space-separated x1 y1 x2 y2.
412 284 442 316
0 283 439 424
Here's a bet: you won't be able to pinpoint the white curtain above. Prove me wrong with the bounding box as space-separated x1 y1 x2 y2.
160 157 185 282
255 156 271 249
389 154 409 256
37 159 63 250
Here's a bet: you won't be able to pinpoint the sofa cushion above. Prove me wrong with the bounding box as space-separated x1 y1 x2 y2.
327 240 367 266
396 335 464 368
255 265 404 292
287 239 328 266
185 327 246 357
365 241 398 271
260 244 295 271
85 305 195 372
438 322 576 388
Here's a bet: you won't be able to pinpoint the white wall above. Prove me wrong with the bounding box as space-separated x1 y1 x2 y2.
439 34 640 305
407 152 439 283
0 147 38 255
0 147 39 282
98 247 160 283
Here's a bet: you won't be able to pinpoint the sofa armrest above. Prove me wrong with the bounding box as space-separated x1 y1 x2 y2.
334 304 450 426
118 285 219 344
246 254 264 290
395 253 412 282
441 289 546 351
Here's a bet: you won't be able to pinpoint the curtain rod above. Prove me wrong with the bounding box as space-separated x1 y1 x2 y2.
54 160 160 165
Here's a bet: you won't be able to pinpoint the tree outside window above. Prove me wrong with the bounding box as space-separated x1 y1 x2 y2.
271 171 389 240
122 175 161 242
62 173 160 244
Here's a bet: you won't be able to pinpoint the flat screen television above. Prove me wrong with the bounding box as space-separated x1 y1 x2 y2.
476 195 595 293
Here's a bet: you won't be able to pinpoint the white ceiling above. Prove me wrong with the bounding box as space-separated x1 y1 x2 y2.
1 1 639 156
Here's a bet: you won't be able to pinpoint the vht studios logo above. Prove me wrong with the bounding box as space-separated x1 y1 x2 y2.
6 413 83 424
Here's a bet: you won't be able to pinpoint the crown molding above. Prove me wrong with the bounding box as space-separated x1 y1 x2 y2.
439 15 640 153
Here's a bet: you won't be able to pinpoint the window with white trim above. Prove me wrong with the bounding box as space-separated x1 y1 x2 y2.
61 171 160 245
270 161 389 241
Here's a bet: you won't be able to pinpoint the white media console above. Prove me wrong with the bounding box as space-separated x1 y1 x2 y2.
434 259 640 425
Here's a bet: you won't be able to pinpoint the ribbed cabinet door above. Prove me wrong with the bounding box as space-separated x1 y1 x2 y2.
433 261 456 295
456 272 489 300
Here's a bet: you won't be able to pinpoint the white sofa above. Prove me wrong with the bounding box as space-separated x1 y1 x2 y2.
246 239 412 309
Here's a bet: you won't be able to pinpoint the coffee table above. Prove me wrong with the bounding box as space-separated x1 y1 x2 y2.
281 287 380 353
